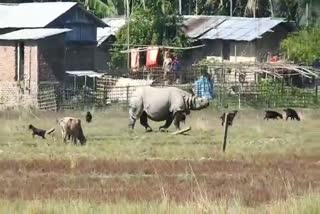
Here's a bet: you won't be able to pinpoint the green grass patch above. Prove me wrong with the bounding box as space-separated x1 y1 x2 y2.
0 108 319 161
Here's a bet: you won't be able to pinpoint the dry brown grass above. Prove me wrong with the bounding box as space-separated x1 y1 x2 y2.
0 158 319 206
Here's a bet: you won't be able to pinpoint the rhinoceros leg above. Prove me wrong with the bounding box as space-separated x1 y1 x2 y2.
159 116 173 132
128 103 143 129
128 115 136 129
140 111 153 132
173 112 184 130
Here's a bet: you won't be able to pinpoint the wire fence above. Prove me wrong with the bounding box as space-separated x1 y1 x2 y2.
128 67 203 84
37 81 320 111
214 82 319 108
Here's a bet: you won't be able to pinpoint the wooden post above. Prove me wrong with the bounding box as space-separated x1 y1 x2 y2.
238 84 241 109
126 86 129 106
73 75 76 94
17 42 20 81
315 78 318 103
126 0 130 70
223 113 229 152
234 45 237 63
195 0 198 15
306 3 309 26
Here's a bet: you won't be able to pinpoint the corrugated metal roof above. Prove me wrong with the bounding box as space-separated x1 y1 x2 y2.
0 2 77 28
0 2 107 28
97 17 126 46
183 15 284 41
183 16 226 38
97 27 114 46
66 70 106 78
0 28 72 40
102 17 126 34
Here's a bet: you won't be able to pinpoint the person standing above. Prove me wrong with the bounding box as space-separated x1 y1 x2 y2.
172 56 181 84
163 51 172 80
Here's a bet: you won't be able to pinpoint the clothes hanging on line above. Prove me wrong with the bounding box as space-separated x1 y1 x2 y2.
130 48 139 72
146 46 159 68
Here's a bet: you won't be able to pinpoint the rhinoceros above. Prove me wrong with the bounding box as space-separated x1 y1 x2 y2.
128 86 209 131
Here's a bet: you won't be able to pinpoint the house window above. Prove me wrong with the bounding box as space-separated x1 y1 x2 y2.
15 42 25 81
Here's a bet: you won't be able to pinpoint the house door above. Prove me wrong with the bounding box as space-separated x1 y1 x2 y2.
222 41 230 60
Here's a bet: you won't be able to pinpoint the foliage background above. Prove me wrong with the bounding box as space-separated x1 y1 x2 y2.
281 27 320 64
111 0 190 69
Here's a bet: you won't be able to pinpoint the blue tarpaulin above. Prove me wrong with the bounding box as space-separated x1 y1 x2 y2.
193 76 214 99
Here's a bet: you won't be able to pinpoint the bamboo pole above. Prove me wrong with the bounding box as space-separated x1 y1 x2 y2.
223 113 229 152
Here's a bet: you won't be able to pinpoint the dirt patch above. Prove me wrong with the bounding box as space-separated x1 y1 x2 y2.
0 158 319 207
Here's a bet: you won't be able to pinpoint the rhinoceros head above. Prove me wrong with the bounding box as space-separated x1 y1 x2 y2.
190 96 210 110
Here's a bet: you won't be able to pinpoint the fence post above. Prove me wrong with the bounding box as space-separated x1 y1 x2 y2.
315 79 318 104
223 113 229 152
238 83 241 109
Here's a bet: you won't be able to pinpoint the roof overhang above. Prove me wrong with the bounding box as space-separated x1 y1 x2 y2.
0 2 108 29
0 2 77 28
66 70 106 78
0 28 72 41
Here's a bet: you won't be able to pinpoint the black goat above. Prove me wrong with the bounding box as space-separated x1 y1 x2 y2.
284 108 300 121
264 110 283 120
86 111 92 123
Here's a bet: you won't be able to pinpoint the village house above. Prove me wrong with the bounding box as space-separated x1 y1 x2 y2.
183 15 290 64
182 15 292 84
0 2 107 109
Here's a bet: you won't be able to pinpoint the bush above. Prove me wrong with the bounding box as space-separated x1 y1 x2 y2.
281 27 320 65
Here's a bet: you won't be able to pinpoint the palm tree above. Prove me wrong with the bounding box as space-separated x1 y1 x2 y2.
244 0 272 17
79 0 118 17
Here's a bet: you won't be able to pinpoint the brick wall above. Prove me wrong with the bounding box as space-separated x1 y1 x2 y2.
0 36 66 110
0 41 39 109
0 41 16 81
0 81 38 108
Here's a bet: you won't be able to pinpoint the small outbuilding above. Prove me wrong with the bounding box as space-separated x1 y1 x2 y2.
0 28 70 108
0 2 107 109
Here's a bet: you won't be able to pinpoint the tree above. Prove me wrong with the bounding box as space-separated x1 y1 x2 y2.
244 0 271 17
111 0 190 69
81 0 118 17
280 27 320 64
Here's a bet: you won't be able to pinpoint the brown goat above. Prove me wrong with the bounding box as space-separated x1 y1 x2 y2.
58 117 86 145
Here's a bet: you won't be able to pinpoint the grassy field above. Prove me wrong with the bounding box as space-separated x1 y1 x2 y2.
0 106 319 213
0 193 319 214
